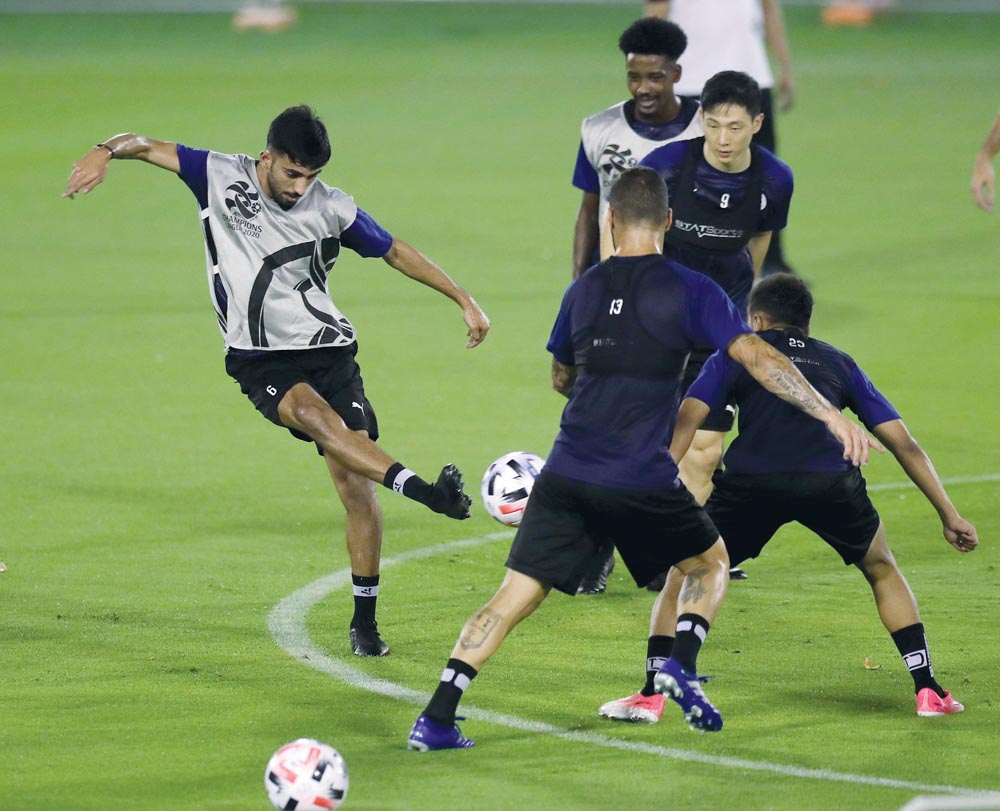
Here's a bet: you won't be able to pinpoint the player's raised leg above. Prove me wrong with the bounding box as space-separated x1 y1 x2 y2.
278 383 471 519
857 524 964 716
408 569 549 751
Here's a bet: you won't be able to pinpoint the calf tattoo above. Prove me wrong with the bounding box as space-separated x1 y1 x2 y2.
681 568 709 604
459 608 503 650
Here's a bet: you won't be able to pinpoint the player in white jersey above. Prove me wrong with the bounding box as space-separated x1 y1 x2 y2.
572 17 702 279
64 106 491 657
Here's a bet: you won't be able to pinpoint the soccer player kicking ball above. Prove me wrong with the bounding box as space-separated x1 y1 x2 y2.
64 106 489 658
406 169 874 750
598 273 977 724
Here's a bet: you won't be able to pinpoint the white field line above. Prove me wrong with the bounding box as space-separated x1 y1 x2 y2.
869 472 1000 492
268 529 1000 799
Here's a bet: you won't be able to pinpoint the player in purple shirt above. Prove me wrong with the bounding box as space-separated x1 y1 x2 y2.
406 170 874 749
637 70 795 510
598 274 978 723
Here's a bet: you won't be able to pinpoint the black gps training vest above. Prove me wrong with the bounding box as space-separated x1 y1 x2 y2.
574 256 689 381
665 137 765 255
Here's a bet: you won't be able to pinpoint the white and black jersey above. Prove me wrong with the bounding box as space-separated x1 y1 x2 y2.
177 146 393 351
572 98 702 223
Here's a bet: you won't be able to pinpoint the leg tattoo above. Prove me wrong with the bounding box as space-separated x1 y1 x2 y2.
681 568 709 605
459 608 503 651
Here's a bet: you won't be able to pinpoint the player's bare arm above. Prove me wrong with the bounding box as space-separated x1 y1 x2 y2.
669 397 710 463
64 134 179 199
572 191 600 278
382 238 491 348
762 0 796 111
551 359 577 398
728 332 882 466
971 107 1000 213
872 419 979 553
747 231 773 275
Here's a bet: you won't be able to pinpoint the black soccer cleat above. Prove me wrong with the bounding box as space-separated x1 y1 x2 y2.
428 464 472 520
350 621 390 657
577 550 615 595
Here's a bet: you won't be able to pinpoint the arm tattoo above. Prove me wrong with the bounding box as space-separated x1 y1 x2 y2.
458 608 503 651
738 334 830 418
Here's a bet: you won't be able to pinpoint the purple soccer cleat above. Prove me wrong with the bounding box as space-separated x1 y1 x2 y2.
407 715 475 752
653 657 723 732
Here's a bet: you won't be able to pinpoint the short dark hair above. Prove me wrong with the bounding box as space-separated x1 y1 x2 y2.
618 17 687 60
701 71 763 118
266 105 331 168
748 273 814 331
608 167 670 227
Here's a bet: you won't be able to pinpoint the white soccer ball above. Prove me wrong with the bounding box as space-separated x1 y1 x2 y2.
481 451 545 527
265 738 349 811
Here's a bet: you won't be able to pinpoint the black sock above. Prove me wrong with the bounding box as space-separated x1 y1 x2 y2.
423 658 478 726
672 614 710 673
891 623 944 696
351 574 379 627
383 462 434 506
642 636 674 696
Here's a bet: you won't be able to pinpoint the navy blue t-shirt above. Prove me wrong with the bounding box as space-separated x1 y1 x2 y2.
687 329 900 474
175 144 393 257
545 255 751 490
639 140 793 313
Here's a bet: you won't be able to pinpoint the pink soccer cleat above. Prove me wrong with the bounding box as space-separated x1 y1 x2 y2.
916 688 964 717
598 692 665 724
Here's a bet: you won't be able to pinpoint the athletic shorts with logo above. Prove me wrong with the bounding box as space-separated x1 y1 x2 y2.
224 344 379 447
705 467 880 566
506 470 720 595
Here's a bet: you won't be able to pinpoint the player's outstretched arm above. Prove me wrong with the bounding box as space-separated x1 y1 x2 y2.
727 332 883 467
971 107 1000 213
872 419 979 553
669 397 711 463
382 238 491 348
63 135 180 199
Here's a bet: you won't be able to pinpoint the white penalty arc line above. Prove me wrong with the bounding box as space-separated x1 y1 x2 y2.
268 526 1000 799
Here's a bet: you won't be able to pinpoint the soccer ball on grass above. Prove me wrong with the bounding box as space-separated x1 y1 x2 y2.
481 451 545 527
265 738 348 810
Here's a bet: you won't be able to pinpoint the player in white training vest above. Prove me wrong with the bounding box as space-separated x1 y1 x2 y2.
64 106 490 658
572 17 702 279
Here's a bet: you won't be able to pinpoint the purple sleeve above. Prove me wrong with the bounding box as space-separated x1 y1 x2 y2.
176 144 209 208
341 206 394 258
545 283 577 365
685 351 733 409
683 272 753 351
759 156 794 232
847 363 900 430
572 141 600 193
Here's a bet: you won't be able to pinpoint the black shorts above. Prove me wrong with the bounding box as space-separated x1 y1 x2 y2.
224 344 379 446
704 468 880 567
683 347 735 432
505 471 721 595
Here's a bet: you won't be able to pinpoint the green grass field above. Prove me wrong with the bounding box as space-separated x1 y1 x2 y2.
2 4 999 809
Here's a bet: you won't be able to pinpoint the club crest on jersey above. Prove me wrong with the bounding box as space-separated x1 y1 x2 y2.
223 181 263 238
599 144 636 179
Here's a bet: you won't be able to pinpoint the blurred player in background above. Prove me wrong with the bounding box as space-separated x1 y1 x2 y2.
572 17 701 281
645 0 796 276
64 106 489 658
406 168 874 750
599 274 976 724
972 106 1000 213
